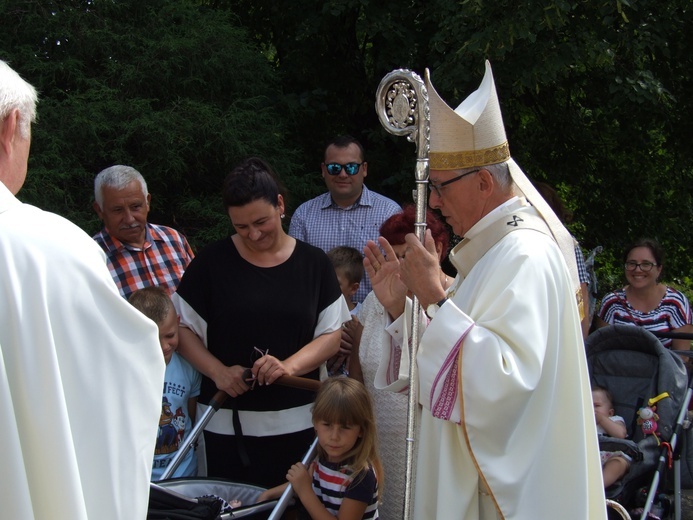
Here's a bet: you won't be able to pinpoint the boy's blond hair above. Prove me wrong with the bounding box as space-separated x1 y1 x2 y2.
128 286 174 323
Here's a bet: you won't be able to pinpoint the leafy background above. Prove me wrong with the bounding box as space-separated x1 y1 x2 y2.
2 0 692 306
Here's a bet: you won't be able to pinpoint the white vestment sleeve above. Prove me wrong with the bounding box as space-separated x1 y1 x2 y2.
0 185 164 520
412 227 605 519
375 297 429 393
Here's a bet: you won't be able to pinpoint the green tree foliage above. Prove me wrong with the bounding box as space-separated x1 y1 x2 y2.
0 0 301 247
214 0 693 295
2 0 692 299
208 0 435 203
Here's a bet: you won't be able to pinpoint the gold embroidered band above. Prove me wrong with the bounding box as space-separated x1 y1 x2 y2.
429 142 511 170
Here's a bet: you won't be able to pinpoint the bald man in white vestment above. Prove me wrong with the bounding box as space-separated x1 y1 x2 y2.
0 59 164 520
364 61 606 519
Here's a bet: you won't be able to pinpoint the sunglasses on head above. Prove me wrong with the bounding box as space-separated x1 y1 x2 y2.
325 162 363 176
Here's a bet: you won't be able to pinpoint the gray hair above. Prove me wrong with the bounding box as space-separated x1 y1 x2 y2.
484 161 517 196
0 60 38 140
94 165 148 208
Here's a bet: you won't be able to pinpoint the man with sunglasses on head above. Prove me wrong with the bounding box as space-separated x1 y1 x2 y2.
289 135 401 304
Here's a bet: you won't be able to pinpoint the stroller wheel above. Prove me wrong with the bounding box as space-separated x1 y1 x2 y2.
606 499 630 520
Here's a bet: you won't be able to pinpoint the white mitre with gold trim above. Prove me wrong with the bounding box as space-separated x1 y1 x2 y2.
427 61 510 170
425 61 582 307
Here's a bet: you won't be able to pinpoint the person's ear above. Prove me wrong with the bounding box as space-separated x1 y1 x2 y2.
361 161 368 179
0 109 19 155
349 282 360 297
477 168 494 198
93 200 104 219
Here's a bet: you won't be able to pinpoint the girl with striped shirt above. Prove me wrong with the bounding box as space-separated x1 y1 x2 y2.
259 377 382 519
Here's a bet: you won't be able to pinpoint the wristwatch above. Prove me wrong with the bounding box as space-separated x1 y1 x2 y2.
426 298 448 319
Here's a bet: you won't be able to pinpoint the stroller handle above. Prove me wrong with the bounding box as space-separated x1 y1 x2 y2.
275 374 322 392
159 390 228 480
160 375 321 481
268 437 320 520
242 368 322 392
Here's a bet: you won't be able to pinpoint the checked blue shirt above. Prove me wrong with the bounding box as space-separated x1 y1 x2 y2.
289 185 401 303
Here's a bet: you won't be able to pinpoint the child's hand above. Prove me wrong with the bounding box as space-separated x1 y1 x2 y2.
256 482 287 503
326 353 347 374
286 462 311 495
343 315 360 334
339 316 360 355
595 410 609 424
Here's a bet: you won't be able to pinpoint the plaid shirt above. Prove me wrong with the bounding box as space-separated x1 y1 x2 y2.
93 223 194 300
289 185 401 303
575 243 589 285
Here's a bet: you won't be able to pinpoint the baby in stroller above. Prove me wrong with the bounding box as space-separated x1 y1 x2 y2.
593 385 632 487
586 324 689 515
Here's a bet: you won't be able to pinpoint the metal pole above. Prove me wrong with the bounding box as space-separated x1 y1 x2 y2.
160 390 228 481
161 376 319 481
267 437 320 520
375 69 430 520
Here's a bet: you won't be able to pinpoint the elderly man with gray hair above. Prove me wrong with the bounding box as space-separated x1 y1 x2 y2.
93 164 194 299
0 60 164 520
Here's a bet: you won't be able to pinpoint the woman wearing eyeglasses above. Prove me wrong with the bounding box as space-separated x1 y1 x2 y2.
595 238 693 350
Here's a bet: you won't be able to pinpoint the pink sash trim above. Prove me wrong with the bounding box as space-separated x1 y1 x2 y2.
387 337 403 386
429 324 473 422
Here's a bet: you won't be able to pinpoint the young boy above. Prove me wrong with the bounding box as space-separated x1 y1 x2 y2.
593 385 631 488
129 286 202 481
327 246 364 315
326 246 364 376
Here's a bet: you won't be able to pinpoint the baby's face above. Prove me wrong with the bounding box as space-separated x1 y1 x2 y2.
157 310 180 364
592 390 614 417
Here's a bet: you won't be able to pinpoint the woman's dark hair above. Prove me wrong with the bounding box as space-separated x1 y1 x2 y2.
623 238 665 266
533 181 572 224
222 157 287 209
379 204 450 255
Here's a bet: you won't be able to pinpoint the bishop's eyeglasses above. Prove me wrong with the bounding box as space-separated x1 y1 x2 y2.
428 169 479 198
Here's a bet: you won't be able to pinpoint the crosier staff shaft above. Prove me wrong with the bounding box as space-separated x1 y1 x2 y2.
375 69 429 520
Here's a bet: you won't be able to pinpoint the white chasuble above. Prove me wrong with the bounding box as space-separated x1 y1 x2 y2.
0 183 165 520
379 198 606 519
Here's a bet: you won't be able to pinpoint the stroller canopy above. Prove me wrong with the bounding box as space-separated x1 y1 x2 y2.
586 324 688 443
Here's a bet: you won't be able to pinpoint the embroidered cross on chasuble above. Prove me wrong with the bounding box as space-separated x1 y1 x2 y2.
421 197 584 425
449 198 584 320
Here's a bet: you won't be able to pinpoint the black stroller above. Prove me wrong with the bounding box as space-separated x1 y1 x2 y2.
147 382 320 520
586 325 691 519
